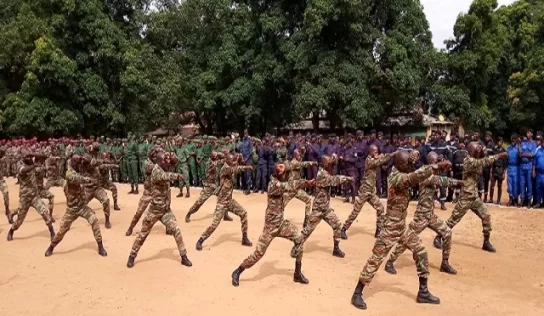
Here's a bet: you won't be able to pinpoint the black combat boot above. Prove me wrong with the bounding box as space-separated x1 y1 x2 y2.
332 240 345 258
185 210 194 223
113 200 121 211
48 223 56 241
385 261 397 274
340 227 348 240
433 235 442 249
416 277 440 304
439 259 457 274
45 244 55 257
105 215 112 229
185 188 190 198
181 255 192 267
440 202 447 210
7 228 14 241
134 185 139 195
351 196 355 204
293 261 309 284
223 212 233 221
176 189 183 198
483 195 488 203
97 241 107 256
507 197 514 207
482 233 496 253
343 196 350 203
231 266 245 286
241 233 252 247
243 190 250 195
128 185 134 194
196 237 206 251
351 281 367 310
125 226 134 236
127 255 136 268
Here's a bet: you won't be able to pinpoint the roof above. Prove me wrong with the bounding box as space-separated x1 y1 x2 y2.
382 114 454 127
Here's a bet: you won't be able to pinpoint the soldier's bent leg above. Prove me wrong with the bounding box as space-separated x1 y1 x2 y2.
229 200 249 235
359 234 399 284
160 211 190 266
130 212 161 258
49 211 78 247
445 199 470 229
127 193 152 235
295 190 312 219
200 205 227 240
343 195 367 233
240 231 275 269
397 228 429 279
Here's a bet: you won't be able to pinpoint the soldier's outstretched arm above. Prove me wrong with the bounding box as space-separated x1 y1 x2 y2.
317 173 353 187
66 168 92 185
424 175 462 188
153 168 183 182
394 165 435 189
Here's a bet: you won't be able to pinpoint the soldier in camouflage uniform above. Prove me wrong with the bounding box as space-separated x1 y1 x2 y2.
0 149 12 224
282 149 316 225
434 142 507 253
291 155 353 259
195 153 253 251
44 147 65 191
127 150 192 268
99 152 121 211
385 152 462 276
34 154 56 222
125 147 162 236
351 151 451 310
81 144 114 229
232 163 315 286
7 149 56 242
185 151 233 223
175 138 191 198
341 145 395 240
45 155 107 257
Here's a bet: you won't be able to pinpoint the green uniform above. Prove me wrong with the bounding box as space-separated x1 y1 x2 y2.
200 141 213 181
196 146 204 185
187 142 198 185
111 145 122 182
138 143 148 181
176 145 190 189
74 146 85 156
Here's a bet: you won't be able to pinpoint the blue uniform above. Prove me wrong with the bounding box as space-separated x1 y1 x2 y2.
520 140 536 201
533 147 544 205
241 137 253 190
507 144 520 199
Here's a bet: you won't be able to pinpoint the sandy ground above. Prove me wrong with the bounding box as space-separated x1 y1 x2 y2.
1 177 543 316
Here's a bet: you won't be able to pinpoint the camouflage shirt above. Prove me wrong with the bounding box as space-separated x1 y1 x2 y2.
98 163 118 186
142 159 155 191
204 158 222 187
17 161 38 199
35 165 46 190
217 164 248 205
150 164 181 207
45 157 61 180
386 166 434 222
82 158 109 191
313 167 351 211
266 178 305 226
359 154 392 196
285 159 313 181
65 167 90 209
460 156 498 199
416 175 460 216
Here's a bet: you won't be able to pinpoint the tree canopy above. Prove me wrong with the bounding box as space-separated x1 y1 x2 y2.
0 0 542 137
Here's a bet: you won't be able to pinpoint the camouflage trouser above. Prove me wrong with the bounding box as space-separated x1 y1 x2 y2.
188 185 216 214
446 197 492 234
282 190 312 218
241 220 304 269
201 200 248 239
38 188 55 212
129 189 152 228
389 212 452 262
359 218 429 284
301 207 342 243
84 187 110 218
130 204 187 257
112 167 120 182
344 193 385 230
177 163 190 189
59 158 67 179
51 206 102 246
12 195 53 230
44 178 65 190
129 159 139 185
0 178 9 211
101 180 118 202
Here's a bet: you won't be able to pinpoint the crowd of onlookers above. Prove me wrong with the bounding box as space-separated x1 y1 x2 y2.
1 128 542 209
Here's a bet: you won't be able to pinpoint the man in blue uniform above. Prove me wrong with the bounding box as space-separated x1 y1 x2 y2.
520 129 536 208
507 134 521 207
532 135 544 208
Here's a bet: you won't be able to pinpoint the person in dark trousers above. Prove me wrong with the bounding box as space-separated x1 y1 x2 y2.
489 137 506 205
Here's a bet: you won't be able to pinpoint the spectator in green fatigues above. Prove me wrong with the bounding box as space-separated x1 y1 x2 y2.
195 140 204 187
175 138 191 198
127 135 139 193
111 140 122 182
137 136 147 182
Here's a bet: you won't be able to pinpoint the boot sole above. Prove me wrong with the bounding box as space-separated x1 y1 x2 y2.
416 298 441 304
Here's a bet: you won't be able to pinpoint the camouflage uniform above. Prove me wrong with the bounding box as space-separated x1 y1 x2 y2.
343 154 392 235
98 163 119 206
129 164 188 259
445 156 496 234
50 166 102 246
44 156 65 190
186 156 222 217
35 163 55 215
388 175 460 264
0 157 10 219
11 161 53 231
199 164 249 240
241 178 306 269
359 166 435 285
82 158 112 220
300 167 351 254
282 158 314 219
127 159 154 232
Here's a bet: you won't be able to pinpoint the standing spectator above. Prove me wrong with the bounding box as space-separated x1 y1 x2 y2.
519 129 536 208
240 130 253 195
354 131 367 195
482 131 495 203
489 137 506 205
507 134 521 207
532 135 544 208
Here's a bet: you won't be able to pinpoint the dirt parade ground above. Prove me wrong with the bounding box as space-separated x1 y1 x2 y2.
1 178 543 316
